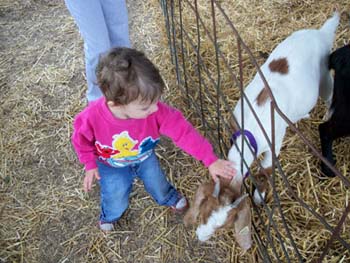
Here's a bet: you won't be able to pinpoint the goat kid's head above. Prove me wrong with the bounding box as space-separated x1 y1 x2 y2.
184 178 252 250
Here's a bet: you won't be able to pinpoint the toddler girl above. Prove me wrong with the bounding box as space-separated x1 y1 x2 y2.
72 47 236 231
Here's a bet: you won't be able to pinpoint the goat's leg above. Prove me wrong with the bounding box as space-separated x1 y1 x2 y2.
319 68 334 110
319 121 336 177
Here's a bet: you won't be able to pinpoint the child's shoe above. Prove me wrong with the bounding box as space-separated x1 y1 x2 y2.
99 221 114 232
170 195 189 214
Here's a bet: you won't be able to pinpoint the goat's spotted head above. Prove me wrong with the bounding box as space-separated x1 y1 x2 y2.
184 178 252 250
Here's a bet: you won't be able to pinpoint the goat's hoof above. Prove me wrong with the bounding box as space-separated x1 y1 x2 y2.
321 166 337 177
320 162 337 178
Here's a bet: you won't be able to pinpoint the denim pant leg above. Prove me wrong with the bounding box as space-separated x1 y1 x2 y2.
137 153 180 207
64 0 110 101
98 162 134 223
100 0 131 48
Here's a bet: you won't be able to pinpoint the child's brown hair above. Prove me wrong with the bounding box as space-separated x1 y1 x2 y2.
96 47 164 105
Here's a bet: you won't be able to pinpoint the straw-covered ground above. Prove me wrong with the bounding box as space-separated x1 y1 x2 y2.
169 1 350 262
0 0 349 262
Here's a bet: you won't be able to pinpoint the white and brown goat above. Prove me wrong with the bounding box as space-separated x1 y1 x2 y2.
228 12 340 204
184 12 340 247
184 178 252 251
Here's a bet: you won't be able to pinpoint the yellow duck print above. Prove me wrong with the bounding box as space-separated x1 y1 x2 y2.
112 131 139 158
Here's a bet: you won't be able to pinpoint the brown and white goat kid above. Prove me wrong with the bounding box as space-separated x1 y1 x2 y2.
228 12 340 204
184 178 252 251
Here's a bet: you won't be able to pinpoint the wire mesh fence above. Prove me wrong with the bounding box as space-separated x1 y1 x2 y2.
160 0 350 262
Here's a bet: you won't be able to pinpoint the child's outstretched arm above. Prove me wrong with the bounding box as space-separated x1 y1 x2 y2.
208 159 236 181
157 102 237 179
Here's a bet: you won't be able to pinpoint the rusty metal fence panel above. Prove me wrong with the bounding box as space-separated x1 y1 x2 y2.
160 0 350 262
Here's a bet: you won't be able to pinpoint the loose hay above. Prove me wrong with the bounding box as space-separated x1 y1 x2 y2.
0 0 349 262
160 0 350 262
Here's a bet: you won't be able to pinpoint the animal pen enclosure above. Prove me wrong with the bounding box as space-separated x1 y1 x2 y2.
1 0 350 262
160 0 350 262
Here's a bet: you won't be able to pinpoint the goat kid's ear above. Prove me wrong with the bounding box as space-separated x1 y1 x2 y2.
224 193 249 228
234 200 252 251
184 183 209 227
212 179 220 198
230 193 249 209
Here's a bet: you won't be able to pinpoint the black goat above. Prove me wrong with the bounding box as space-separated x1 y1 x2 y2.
319 44 350 177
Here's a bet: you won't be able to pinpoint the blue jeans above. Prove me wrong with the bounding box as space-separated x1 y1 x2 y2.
64 0 131 101
97 152 180 223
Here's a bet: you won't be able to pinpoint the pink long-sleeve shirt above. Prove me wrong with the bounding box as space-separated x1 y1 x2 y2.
72 98 218 171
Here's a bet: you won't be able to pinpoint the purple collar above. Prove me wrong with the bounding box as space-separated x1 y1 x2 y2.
230 129 258 178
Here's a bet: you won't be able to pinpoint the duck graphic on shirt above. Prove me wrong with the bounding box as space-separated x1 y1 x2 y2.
95 131 160 167
112 131 139 158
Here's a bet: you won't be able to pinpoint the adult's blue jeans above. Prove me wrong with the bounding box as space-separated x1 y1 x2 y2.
65 0 131 102
97 152 180 223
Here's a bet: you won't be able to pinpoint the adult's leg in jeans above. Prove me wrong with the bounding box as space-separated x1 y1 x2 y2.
137 153 180 207
64 0 110 102
101 0 131 47
98 162 134 223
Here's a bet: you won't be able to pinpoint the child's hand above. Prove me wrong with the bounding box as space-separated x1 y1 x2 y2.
208 159 236 181
83 168 101 192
